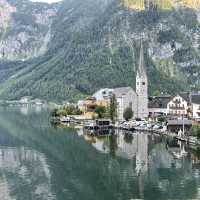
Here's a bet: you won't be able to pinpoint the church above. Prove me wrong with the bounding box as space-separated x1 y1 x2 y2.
92 43 149 120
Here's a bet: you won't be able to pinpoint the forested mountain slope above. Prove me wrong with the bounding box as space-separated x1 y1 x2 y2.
0 0 200 102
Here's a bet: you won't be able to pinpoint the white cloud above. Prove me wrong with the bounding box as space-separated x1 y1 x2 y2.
30 0 62 3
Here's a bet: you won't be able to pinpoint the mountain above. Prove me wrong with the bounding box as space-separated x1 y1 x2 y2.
0 0 58 61
0 0 200 102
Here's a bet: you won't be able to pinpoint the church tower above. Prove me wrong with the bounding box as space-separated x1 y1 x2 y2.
136 42 148 119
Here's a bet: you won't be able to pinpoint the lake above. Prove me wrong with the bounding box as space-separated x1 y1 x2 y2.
0 106 200 200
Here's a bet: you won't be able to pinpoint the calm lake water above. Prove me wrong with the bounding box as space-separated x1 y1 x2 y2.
0 106 200 200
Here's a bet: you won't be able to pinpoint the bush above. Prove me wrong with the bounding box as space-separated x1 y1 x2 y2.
94 105 107 119
192 125 200 139
157 116 166 123
52 105 82 117
123 107 133 121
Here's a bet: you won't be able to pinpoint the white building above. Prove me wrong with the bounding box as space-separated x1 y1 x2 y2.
191 94 200 119
149 93 200 119
19 96 31 104
136 43 149 119
113 87 138 120
166 93 191 116
92 88 113 101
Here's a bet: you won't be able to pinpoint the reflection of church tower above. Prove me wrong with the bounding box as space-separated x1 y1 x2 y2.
136 42 148 118
136 134 148 175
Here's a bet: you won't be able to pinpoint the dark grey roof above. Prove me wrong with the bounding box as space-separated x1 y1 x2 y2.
191 94 200 104
178 92 190 102
167 119 192 125
148 96 172 108
113 87 135 97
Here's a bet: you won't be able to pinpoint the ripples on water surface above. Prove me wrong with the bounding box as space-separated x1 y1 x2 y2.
0 106 200 200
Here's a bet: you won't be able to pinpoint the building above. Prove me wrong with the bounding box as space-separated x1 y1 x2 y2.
191 93 200 119
92 88 113 108
136 43 149 119
166 92 191 116
92 88 113 101
149 92 200 119
113 87 138 120
82 96 97 119
148 95 171 117
19 96 31 104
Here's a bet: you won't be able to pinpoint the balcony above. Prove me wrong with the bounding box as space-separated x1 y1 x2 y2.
169 106 185 110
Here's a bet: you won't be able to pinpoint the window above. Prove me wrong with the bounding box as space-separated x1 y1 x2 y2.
142 82 145 85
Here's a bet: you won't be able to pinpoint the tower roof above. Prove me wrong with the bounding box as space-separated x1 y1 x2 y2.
137 42 147 78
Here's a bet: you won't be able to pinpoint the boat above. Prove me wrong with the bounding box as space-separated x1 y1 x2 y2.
84 119 113 130
60 116 71 123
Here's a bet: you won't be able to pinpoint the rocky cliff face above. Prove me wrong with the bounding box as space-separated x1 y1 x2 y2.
0 0 58 61
124 0 200 10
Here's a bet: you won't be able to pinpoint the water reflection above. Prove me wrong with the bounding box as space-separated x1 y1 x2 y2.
81 129 200 199
0 147 55 200
83 131 150 174
19 104 46 115
0 107 200 200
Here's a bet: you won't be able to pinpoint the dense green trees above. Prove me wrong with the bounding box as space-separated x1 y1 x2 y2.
94 106 107 119
108 95 117 122
123 107 133 121
192 125 200 140
52 105 82 117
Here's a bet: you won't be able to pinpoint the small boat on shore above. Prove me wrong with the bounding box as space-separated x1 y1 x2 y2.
84 119 113 130
60 116 71 123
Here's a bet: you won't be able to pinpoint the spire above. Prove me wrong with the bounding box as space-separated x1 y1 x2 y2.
137 41 147 78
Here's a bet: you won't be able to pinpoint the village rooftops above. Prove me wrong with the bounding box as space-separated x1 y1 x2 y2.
148 95 172 109
191 93 200 104
178 92 191 103
173 92 200 104
113 87 134 98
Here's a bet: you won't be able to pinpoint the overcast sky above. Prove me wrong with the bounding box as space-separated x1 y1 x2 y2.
30 0 62 3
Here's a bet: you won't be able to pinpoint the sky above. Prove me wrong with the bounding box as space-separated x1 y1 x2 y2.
30 0 62 3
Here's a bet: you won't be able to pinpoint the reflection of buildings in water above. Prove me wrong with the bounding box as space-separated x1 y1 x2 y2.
83 129 111 153
136 133 148 175
84 130 150 174
20 105 29 115
77 128 84 137
0 175 14 200
20 105 45 115
35 105 42 113
116 131 149 199
92 138 110 154
0 146 55 199
116 132 137 159
82 130 199 198
116 131 149 174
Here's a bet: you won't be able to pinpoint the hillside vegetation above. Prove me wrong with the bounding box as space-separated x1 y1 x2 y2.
0 0 200 102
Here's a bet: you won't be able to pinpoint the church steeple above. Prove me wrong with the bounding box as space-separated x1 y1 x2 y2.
137 42 147 78
136 41 148 119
